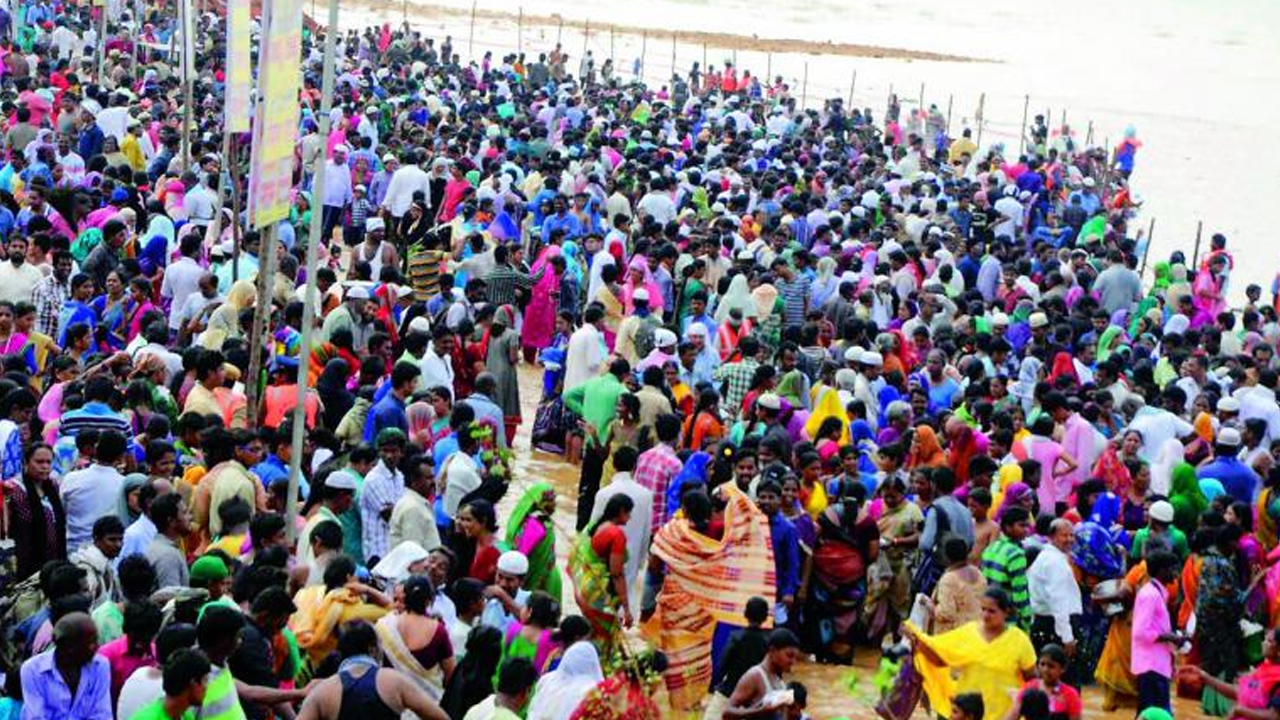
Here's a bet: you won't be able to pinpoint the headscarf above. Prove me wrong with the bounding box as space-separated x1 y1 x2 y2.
1048 351 1077 384
811 256 839 307
1096 326 1125 363
907 425 946 469
1073 521 1123 579
526 642 604 720
714 274 756 322
751 283 779 318
1011 355 1043 412
504 482 553 549
666 452 712 519
561 240 586 285
996 482 1032 521
621 256 664 314
1169 462 1207 534
775 370 805 408
117 473 149 525
805 385 850 446
944 417 979 485
407 401 435 446
1149 437 1186 496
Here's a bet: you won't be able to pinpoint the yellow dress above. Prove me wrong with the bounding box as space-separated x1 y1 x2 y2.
907 620 1036 720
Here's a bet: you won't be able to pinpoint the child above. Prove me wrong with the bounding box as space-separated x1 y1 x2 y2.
1010 645 1082 720
703 596 771 720
952 692 985 720
969 488 999 562
783 681 809 720
125 647 212 720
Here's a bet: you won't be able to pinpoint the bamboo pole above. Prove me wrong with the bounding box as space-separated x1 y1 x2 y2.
557 16 563 45
801 61 808 111
918 82 925 111
1140 216 1156 275
765 52 771 82
244 222 277 427
1085 120 1094 146
1018 93 1030 155
1191 221 1204 269
229 137 243 283
468 0 476 57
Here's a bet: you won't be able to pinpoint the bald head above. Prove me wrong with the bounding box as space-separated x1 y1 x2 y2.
1049 518 1074 551
53 611 99 665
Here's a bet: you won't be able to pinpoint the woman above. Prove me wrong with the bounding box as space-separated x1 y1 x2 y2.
945 416 984 486
201 279 255 350
452 500 502 584
1021 415 1078 516
486 305 523 445
1186 627 1280 720
406 400 434 448
527 641 604 720
750 280 783 357
117 473 149 528
496 591 560 680
1197 525 1244 715
314 358 353 430
621 256 663 316
905 588 1037 720
424 387 455 451
931 537 987 634
505 483 562 602
681 388 724 452
569 493 633 661
806 484 879 662
290 555 391 666
1 442 64 580
907 425 947 470
124 276 157 343
871 476 923 635
1169 462 1209 536
441 625 503 720
1120 459 1152 532
567 651 666 720
584 392 641 484
90 270 130 351
522 246 563 361
375 575 455 700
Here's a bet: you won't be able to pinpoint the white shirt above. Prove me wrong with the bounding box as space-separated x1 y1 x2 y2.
418 344 455 399
183 185 217 226
116 666 163 720
133 343 184 383
636 191 676 225
161 256 204 329
118 514 157 567
381 164 432 216
588 472 654 611
0 260 44 304
440 452 481 518
60 463 126 554
564 324 604 391
1027 543 1082 643
95 106 130 141
1128 407 1194 464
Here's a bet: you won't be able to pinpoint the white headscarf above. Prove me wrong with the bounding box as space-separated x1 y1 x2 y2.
714 274 757 322
1148 437 1187 496
525 642 604 720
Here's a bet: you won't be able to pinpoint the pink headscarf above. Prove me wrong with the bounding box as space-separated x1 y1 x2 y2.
621 256 664 314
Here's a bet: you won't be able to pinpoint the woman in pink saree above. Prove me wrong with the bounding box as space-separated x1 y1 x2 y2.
521 244 563 360
1192 254 1229 327
621 256 663 315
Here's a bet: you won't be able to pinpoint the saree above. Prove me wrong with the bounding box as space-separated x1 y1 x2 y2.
907 620 1036 720
375 613 445 700
289 586 388 666
569 530 624 661
1170 463 1208 536
505 483 562 602
805 385 850 445
1256 488 1279 552
522 246 562 352
641 485 775 710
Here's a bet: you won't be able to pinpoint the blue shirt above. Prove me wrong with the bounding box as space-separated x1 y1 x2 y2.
20 652 112 720
462 393 507 449
1197 456 1261 504
362 392 407 443
254 454 310 499
767 511 801 601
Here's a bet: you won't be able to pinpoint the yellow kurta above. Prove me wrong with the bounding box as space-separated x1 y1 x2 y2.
907 620 1036 720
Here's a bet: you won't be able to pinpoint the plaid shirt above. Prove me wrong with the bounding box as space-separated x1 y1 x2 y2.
981 534 1031 628
714 358 760 420
483 263 544 307
31 273 68 338
635 443 682 532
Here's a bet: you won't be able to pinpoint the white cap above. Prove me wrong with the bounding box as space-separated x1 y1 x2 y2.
1217 397 1240 413
736 250 755 262
633 288 650 302
1218 427 1242 447
1029 312 1049 329
1149 500 1174 524
346 286 370 300
497 550 529 576
757 393 782 411
654 329 678 348
365 217 385 232
844 346 864 363
991 312 1010 326
862 351 884 367
327 471 358 491
409 316 432 335
333 144 349 154
1083 177 1096 187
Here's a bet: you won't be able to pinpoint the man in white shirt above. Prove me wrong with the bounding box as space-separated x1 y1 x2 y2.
0 235 44 304
182 171 218 227
1027 518 1083 654
321 144 354 241
636 178 677 225
380 148 432 220
161 233 205 331
133 323 184 382
60 430 128 554
388 454 441 552
95 94 131 141
418 325 456 400
587 447 653 611
563 305 605 391
119 478 170 564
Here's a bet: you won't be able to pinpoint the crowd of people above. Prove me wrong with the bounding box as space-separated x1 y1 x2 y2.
0 2 1276 720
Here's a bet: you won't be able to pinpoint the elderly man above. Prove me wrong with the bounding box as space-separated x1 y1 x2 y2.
1027 518 1083 660
20 612 112 720
321 144 354 243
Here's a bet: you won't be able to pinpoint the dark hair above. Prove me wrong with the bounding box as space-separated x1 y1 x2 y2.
196 605 245 651
449 577 487 609
999 506 1030 529
93 515 125 540
162 648 212 696
323 555 357 591
1019 688 1050 720
118 554 157 601
744 596 770 625
952 692 985 720
336 620 378 659
1039 643 1068 667
463 499 498 532
767 628 801 650
403 576 436 614
249 512 286 549
984 587 1016 614
524 591 560 628
310 520 343 551
149 492 184 530
155 623 198 665
599 493 634 525
123 600 163 642
496 657 538 696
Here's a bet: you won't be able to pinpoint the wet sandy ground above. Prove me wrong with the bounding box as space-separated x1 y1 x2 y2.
499 364 1212 719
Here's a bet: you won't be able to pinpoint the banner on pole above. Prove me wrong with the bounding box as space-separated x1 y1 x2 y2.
248 0 303 228
224 0 252 132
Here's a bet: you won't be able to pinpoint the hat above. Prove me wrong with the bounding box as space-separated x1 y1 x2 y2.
654 329 678 348
190 555 229 583
408 316 432 335
1083 177 1096 188
862 351 883 367
1218 427 1242 447
736 250 755 262
1217 397 1240 413
346 286 370 300
757 393 782 411
1149 500 1175 524
326 471 359 492
365 216 385 232
382 153 397 164
333 143 350 154
632 288 650 302
376 427 407 447
1028 312 1049 329
991 312 1010 326
497 550 529 576
844 346 864 363
354 184 367 193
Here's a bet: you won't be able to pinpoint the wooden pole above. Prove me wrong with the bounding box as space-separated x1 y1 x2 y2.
976 93 985 147
1085 120 1094 146
702 42 706 71
766 52 771 82
517 7 522 55
918 81 925 111
557 16 563 45
671 33 676 78
582 18 589 61
286 0 342 544
244 222 277 427
1139 216 1156 275
1191 221 1204 269
640 31 646 79
801 61 808 111
468 0 476 57
97 0 108 81
608 26 613 65
1018 93 1029 155
945 93 953 134
847 69 856 106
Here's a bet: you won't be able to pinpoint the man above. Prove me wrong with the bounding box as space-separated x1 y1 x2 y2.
59 375 133 438
634 365 674 432
197 606 310 720
70 516 123 607
120 478 172 562
390 453 441 552
635 414 685 532
1093 249 1143 317
564 305 606 391
1131 500 1189 561
714 335 762 421
564 359 630 529
1132 550 1184 715
0 234 42 304
460 656 536 720
20 612 111 720
483 244 543 308
228 587 299 720
614 288 661 366
296 621 449 720
322 286 375 349
1127 385 1195 470
418 325 456 399
31 248 72 337
181 171 218 228
126 647 211 720
360 428 408 566
588 446 654 611
980 506 1032 629
481 550 531 630
321 144 355 242
755 481 801 624
362 362 419 443
1197 427 1261 503
381 149 431 222
723 629 802 720
161 233 205 333
1028 518 1084 659
60 430 129 553
145 494 193 588
919 466 975 560
462 373 508 449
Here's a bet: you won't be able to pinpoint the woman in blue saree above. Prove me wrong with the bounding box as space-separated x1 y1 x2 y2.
89 269 130 352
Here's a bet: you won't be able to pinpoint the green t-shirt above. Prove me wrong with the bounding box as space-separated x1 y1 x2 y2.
128 700 196 720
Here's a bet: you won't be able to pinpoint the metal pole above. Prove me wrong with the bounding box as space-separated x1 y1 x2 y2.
945 94 953 134
976 92 986 147
1018 93 1029 155
244 222 277 427
1139 216 1156 275
180 0 193 171
1191 221 1204 269
847 69 856 106
468 0 476 58
517 7 522 55
800 61 808 111
286 0 341 545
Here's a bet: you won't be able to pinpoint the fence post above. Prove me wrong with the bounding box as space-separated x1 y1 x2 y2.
468 0 476 58
1018 93 1030 155
801 61 808 111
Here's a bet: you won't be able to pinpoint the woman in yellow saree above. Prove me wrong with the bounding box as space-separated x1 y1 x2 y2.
290 555 391 667
904 587 1036 720
641 484 775 711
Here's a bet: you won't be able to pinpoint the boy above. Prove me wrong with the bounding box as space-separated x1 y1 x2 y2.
1132 550 1184 714
126 647 212 720
703 596 771 720
968 488 998 563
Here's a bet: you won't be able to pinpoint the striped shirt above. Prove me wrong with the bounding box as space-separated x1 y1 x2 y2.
360 460 405 564
775 276 811 326
483 263 544 307
981 534 1031 628
58 401 132 440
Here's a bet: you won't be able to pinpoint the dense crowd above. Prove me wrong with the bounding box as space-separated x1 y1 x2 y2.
0 3 1277 720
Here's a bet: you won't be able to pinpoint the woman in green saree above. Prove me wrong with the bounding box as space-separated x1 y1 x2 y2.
504 482 562 603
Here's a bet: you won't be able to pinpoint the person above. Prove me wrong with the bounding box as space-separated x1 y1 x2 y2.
564 358 630 529
98 600 161 705
1184 627 1280 720
981 506 1032 629
1195 524 1244 715
2 442 65 579
526 641 603 720
124 647 211 720
291 555 392 666
1005 644 1082 720
723 629 803 720
117 623 198 720
504 483 561 602
932 536 988 634
295 621 450 720
389 452 442 553
375 576 455 700
704 597 771 720
1027 518 1082 654
462 657 536 720
19 612 111 720
59 429 128 554
570 493 634 659
905 588 1037 720
1131 549 1184 714
441 626 503 720
145 493 193 588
